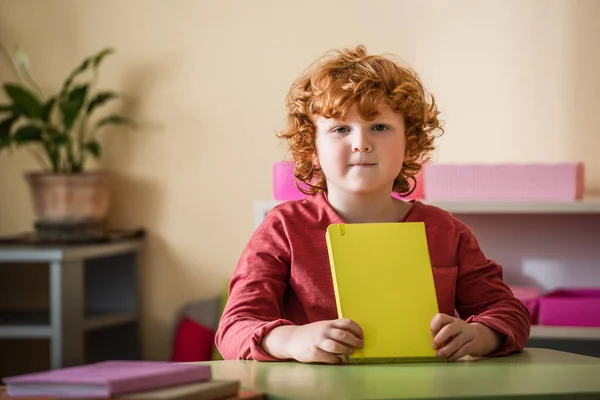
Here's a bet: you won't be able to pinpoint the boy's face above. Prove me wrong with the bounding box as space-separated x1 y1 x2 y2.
314 103 406 197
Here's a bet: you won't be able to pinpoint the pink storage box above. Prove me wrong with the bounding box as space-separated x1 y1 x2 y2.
423 163 585 201
538 289 600 327
272 161 424 201
510 286 541 324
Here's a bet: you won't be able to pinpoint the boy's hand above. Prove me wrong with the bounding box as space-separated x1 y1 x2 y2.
430 313 502 361
289 319 363 364
284 319 364 364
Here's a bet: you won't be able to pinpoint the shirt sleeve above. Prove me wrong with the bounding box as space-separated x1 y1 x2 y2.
455 228 531 356
215 211 295 361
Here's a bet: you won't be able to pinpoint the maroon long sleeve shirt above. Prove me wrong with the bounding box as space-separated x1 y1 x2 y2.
216 193 530 361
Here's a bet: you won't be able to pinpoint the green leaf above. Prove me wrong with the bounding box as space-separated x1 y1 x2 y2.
0 105 21 123
3 84 42 118
61 48 113 95
0 116 19 142
41 97 56 122
59 48 114 106
51 133 71 146
60 85 88 130
96 114 133 129
72 57 91 77
86 91 117 114
14 125 43 144
84 139 101 158
62 58 91 96
93 48 114 69
41 124 61 137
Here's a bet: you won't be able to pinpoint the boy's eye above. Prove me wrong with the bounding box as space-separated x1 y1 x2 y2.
372 124 389 132
332 126 350 134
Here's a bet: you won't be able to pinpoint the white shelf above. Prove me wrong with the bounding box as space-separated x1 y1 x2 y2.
254 197 600 225
0 311 52 339
0 326 52 339
424 197 600 214
530 326 600 340
0 240 142 263
84 312 139 331
0 312 138 338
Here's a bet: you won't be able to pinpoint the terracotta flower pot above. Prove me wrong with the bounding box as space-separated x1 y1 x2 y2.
25 171 110 225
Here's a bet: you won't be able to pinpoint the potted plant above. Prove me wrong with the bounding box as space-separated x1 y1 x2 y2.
0 43 133 237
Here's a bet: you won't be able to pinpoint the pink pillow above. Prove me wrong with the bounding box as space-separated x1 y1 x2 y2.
171 316 215 362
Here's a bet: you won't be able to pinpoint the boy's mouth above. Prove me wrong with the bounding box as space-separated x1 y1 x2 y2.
350 163 377 167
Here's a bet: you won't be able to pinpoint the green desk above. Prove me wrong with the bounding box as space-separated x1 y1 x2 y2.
199 348 600 399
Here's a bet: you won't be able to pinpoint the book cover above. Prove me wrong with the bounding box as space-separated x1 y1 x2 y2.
326 222 442 363
3 361 211 397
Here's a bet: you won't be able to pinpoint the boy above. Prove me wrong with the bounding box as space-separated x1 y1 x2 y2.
215 45 530 364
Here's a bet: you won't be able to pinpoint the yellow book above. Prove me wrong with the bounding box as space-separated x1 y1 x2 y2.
325 222 443 363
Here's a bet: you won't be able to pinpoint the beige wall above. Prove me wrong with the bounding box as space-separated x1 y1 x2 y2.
1 0 599 360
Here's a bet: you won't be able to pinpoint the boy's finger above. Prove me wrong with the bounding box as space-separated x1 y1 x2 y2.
329 328 364 348
334 318 364 339
430 313 454 335
432 323 460 350
437 334 472 358
319 338 355 356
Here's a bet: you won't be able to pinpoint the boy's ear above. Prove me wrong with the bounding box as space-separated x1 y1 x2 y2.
312 154 320 169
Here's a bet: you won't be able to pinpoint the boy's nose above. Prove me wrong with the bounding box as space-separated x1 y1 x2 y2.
352 144 372 152
352 131 372 152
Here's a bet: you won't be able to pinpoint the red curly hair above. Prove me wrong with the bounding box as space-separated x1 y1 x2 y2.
278 44 444 196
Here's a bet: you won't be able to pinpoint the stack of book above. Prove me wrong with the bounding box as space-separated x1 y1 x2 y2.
1 361 262 400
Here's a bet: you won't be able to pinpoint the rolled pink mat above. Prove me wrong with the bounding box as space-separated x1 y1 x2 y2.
272 162 309 201
423 163 585 201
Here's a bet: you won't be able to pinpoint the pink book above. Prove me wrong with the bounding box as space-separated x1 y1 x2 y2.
2 361 212 398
